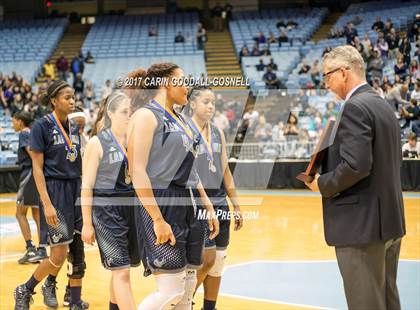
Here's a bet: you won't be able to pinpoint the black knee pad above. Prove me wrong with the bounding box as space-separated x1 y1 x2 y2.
67 233 86 279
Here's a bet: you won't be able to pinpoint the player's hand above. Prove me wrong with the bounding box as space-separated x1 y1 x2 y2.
44 205 59 227
81 224 96 245
305 173 320 192
207 211 220 240
233 206 243 231
153 217 176 246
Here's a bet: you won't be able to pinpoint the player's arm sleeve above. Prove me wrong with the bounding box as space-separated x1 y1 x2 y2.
29 121 46 153
19 131 30 148
318 102 373 198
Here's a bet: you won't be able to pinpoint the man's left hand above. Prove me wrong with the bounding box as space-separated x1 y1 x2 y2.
305 173 320 192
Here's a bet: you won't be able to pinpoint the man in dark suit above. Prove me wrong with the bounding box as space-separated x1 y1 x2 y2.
305 45 406 310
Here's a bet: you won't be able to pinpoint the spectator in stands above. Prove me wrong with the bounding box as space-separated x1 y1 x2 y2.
71 53 84 80
267 58 278 71
287 19 298 30
386 84 410 112
394 56 408 80
278 31 289 45
43 60 56 80
243 106 259 131
256 59 266 71
224 2 233 22
213 110 229 136
351 36 364 56
402 132 420 158
386 28 399 59
298 60 311 75
372 17 384 32
283 113 299 136
382 75 393 93
56 51 68 81
73 73 84 96
212 3 224 32
325 101 338 119
376 37 389 59
361 33 372 53
148 26 158 37
10 93 24 115
372 78 385 98
267 31 277 44
399 35 411 66
174 32 185 43
411 80 420 101
101 79 112 100
272 120 285 142
254 31 267 44
250 44 261 56
401 99 420 135
409 14 420 41
261 46 271 56
254 115 272 142
276 18 286 30
367 50 384 81
263 67 282 89
383 19 393 36
344 22 358 44
196 23 207 51
239 46 249 63
310 59 321 88
84 51 95 64
83 81 95 107
409 59 419 77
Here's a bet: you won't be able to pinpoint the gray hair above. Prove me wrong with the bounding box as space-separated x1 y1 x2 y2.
323 45 366 78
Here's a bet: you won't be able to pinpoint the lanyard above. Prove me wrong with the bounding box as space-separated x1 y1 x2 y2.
51 111 72 153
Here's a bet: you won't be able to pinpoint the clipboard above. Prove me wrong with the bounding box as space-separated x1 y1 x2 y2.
296 118 336 183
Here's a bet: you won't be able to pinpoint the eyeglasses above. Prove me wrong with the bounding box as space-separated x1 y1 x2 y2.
322 67 350 80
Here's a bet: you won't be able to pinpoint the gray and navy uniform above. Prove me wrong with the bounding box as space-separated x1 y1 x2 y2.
92 128 140 270
136 100 205 274
29 113 82 247
190 122 230 250
16 129 39 207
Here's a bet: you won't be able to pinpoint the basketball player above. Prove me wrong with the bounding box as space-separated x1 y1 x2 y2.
127 63 219 310
14 81 88 310
81 91 140 310
12 111 47 264
188 87 243 310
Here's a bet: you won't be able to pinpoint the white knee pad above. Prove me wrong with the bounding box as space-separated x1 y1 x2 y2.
207 250 226 277
173 269 197 310
138 271 186 310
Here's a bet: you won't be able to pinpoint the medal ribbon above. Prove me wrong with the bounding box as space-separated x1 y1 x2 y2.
108 129 128 165
51 111 73 153
151 100 194 142
190 118 214 163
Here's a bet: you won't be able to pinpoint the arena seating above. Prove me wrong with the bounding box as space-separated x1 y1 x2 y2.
0 19 68 82
230 7 329 56
81 13 200 58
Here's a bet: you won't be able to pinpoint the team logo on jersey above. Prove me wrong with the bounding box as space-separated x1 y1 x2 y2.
106 257 114 267
153 257 166 268
52 233 63 243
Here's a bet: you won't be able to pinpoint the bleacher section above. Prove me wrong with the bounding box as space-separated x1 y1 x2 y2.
242 51 300 93
81 13 200 57
0 113 18 165
84 55 207 95
0 19 68 82
230 8 329 56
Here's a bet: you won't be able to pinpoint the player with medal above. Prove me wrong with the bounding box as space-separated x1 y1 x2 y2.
14 81 89 310
81 91 140 310
188 86 243 310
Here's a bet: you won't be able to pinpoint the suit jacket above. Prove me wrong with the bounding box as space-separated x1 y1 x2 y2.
318 84 406 247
